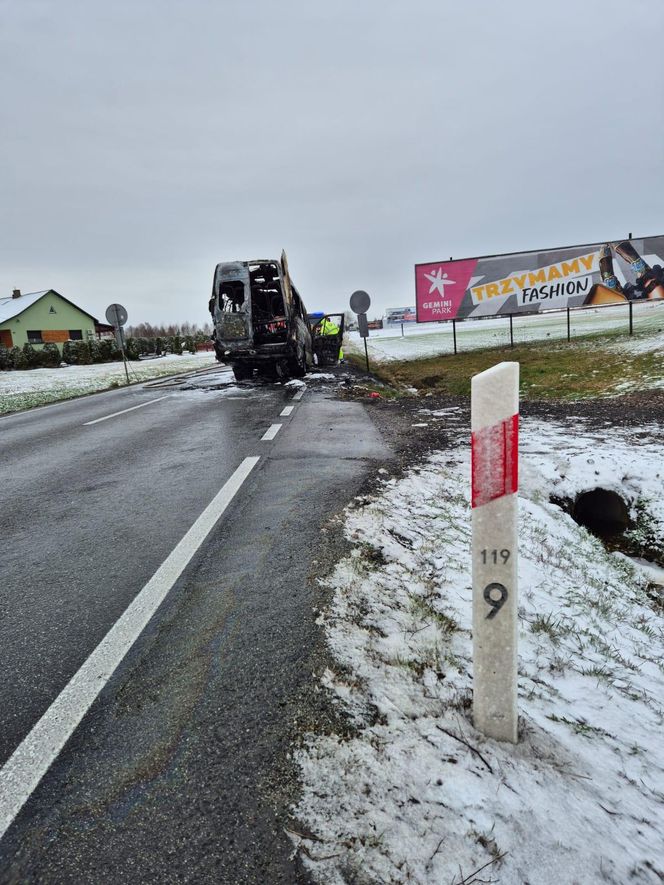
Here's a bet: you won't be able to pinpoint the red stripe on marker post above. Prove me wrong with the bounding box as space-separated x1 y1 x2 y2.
471 413 519 508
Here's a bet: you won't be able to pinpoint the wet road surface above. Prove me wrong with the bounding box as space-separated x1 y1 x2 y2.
0 370 391 883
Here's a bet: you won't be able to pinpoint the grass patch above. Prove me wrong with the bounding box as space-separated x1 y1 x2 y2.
529 612 572 643
410 596 459 635
621 498 664 566
546 713 610 738
367 333 664 400
0 386 101 414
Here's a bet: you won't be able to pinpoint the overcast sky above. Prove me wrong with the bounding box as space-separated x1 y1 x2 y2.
2 0 663 325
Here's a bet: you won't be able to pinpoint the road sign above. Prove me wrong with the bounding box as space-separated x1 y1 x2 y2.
105 303 130 385
105 303 128 327
350 290 371 314
357 312 369 338
471 361 519 743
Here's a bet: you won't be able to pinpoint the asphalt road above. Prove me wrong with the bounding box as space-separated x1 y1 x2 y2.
0 369 392 883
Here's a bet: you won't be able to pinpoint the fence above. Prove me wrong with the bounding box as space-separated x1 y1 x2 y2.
352 300 663 361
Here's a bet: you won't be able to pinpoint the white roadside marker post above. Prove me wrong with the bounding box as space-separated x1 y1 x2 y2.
471 361 519 743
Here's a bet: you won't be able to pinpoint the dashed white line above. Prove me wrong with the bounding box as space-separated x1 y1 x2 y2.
280 405 294 417
83 395 171 426
291 388 305 401
261 423 282 441
0 455 261 841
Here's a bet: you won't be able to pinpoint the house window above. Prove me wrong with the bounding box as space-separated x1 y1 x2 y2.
27 330 43 344
49 306 57 314
69 330 83 340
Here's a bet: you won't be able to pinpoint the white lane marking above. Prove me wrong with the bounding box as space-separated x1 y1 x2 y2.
83 395 171 426
0 455 261 841
291 388 305 401
280 405 294 417
261 423 282 441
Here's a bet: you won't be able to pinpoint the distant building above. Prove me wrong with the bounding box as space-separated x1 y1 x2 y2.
385 306 416 325
0 289 100 350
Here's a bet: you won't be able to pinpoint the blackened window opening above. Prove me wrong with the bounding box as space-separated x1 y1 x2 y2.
219 281 246 313
250 263 287 344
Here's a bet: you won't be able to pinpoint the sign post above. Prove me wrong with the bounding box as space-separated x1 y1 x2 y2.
105 303 130 386
471 362 519 743
350 290 371 373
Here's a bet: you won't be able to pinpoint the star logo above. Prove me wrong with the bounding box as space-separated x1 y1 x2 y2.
424 267 456 296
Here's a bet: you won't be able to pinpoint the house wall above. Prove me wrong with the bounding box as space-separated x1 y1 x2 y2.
0 291 96 350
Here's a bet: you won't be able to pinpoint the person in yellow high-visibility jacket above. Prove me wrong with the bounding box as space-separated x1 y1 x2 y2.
318 316 338 335
317 317 343 361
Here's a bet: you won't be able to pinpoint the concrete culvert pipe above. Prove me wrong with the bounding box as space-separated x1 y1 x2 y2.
572 488 630 537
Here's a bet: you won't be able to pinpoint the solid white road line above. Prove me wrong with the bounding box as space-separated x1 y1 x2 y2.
0 455 261 842
83 395 171 426
280 405 294 417
261 424 282 441
291 388 305 401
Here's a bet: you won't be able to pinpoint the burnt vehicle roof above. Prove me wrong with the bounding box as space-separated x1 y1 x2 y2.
214 259 281 270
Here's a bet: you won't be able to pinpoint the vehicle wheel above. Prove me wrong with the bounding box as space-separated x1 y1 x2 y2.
232 364 252 381
292 345 307 378
259 362 285 382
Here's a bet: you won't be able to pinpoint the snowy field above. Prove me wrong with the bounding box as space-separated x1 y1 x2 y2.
0 352 216 414
348 301 664 362
293 411 664 884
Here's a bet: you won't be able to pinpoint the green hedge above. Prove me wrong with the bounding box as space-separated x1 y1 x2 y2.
0 333 198 370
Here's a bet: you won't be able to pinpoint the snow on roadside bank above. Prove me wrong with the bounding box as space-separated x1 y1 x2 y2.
345 302 664 363
0 352 216 413
293 414 664 884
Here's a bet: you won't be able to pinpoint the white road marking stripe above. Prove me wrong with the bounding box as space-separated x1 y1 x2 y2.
291 388 305 401
83 395 171 426
261 423 282 441
280 405 294 417
0 455 261 841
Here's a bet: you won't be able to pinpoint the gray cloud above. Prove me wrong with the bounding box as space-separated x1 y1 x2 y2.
1 0 663 325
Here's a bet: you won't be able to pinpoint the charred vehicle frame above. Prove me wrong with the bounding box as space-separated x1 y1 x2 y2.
209 251 343 380
210 251 311 381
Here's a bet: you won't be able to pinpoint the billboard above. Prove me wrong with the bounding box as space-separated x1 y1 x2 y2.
385 306 416 325
415 235 664 322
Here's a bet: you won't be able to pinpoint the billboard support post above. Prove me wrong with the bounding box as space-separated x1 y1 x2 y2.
452 319 457 355
629 300 634 336
509 314 514 349
471 361 519 744
566 307 571 342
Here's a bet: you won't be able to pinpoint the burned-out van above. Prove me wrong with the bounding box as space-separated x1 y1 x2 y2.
210 251 313 381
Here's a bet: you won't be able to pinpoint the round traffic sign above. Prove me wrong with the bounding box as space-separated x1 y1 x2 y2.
105 303 128 327
349 290 371 314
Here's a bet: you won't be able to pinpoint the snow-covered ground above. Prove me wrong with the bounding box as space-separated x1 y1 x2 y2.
347 301 664 362
607 327 664 356
0 352 216 413
293 411 664 884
